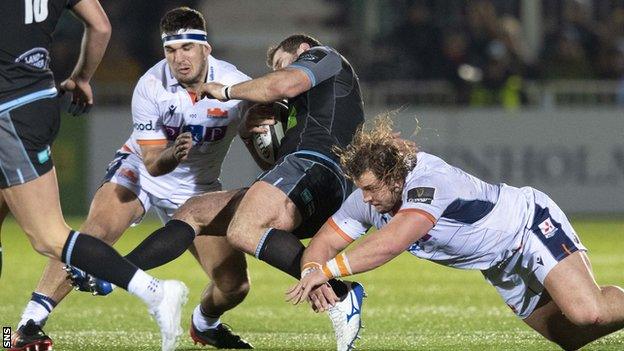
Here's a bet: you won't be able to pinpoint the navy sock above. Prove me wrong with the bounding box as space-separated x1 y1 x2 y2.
124 219 196 270
256 228 349 298
61 230 137 290
255 228 304 279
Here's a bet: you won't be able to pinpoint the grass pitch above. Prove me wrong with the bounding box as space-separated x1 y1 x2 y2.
0 218 623 350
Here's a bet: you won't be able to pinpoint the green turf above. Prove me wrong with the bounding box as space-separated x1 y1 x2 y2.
0 218 622 350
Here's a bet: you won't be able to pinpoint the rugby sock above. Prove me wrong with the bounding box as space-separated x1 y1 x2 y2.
255 228 349 298
127 269 163 306
255 228 304 279
192 305 221 331
61 230 137 290
18 292 56 328
124 219 196 270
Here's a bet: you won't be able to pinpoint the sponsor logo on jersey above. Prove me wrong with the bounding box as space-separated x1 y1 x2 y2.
207 108 228 118
164 125 180 139
204 126 228 141
297 50 326 63
407 187 435 204
536 256 543 265
133 121 155 131
16 47 50 69
119 168 138 183
538 218 557 238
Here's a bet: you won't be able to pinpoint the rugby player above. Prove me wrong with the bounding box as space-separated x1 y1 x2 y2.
288 115 624 351
1 1 188 351
11 6 253 350
78 34 368 350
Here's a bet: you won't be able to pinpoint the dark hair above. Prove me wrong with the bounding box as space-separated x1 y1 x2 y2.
266 34 322 68
160 7 206 34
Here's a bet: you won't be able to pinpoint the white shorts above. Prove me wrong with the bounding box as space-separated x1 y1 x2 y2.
482 187 587 319
101 151 221 224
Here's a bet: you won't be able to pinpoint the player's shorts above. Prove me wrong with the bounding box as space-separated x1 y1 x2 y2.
0 88 59 188
482 186 587 319
101 150 221 224
258 150 352 239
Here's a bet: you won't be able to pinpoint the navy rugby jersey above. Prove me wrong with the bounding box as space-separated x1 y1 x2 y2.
0 0 81 104
279 46 364 162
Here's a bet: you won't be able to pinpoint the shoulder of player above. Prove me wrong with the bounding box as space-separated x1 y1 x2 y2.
209 55 250 85
134 60 169 93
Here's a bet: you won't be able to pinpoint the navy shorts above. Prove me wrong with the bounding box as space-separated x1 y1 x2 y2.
0 89 59 188
258 151 352 239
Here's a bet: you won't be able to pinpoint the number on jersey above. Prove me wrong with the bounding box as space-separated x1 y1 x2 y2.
25 0 49 24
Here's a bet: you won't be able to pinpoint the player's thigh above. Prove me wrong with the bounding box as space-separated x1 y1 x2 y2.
543 250 604 323
80 182 144 243
174 188 247 235
189 235 249 290
2 169 69 256
231 180 301 233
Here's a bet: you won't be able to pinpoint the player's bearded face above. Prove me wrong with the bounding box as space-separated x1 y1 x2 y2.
271 47 303 71
165 42 210 85
356 171 402 214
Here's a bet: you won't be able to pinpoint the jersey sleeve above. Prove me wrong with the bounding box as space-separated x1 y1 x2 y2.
329 190 372 242
288 46 342 88
130 76 168 145
398 173 457 224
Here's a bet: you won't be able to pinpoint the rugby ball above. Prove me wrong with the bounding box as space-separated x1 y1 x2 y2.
252 121 284 165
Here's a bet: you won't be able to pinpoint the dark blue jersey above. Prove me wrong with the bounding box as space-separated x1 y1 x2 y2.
0 0 81 104
278 46 365 163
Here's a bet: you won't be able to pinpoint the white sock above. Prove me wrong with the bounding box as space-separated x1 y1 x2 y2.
127 270 163 307
18 292 56 328
192 305 221 331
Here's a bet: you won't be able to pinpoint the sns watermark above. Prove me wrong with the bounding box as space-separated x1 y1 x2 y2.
2 326 10 348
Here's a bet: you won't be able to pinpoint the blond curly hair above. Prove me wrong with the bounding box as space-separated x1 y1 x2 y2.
334 113 418 186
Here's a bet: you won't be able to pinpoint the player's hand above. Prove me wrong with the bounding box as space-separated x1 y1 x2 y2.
286 269 330 305
198 82 227 101
59 77 93 116
308 282 340 312
173 132 193 162
243 103 276 135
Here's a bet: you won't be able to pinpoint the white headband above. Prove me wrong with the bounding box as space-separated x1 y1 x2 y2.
162 28 209 47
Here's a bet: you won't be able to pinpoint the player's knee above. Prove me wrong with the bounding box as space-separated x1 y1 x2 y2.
29 235 63 259
566 304 607 327
80 221 119 244
214 272 251 298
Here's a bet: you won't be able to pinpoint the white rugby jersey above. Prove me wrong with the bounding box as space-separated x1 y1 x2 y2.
120 56 250 200
330 152 533 270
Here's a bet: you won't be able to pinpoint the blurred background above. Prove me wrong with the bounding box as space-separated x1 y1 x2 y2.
48 0 623 216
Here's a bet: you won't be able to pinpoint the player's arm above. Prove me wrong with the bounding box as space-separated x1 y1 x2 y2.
200 68 311 103
287 212 434 304
139 132 192 177
61 0 111 114
68 0 111 85
345 211 433 273
301 220 353 271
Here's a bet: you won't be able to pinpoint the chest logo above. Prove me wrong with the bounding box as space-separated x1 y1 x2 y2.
207 108 228 118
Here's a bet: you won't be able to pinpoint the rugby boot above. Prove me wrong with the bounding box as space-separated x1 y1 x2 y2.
190 318 253 349
9 319 53 351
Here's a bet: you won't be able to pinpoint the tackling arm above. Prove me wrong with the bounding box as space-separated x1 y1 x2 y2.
301 220 352 270
345 212 433 274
